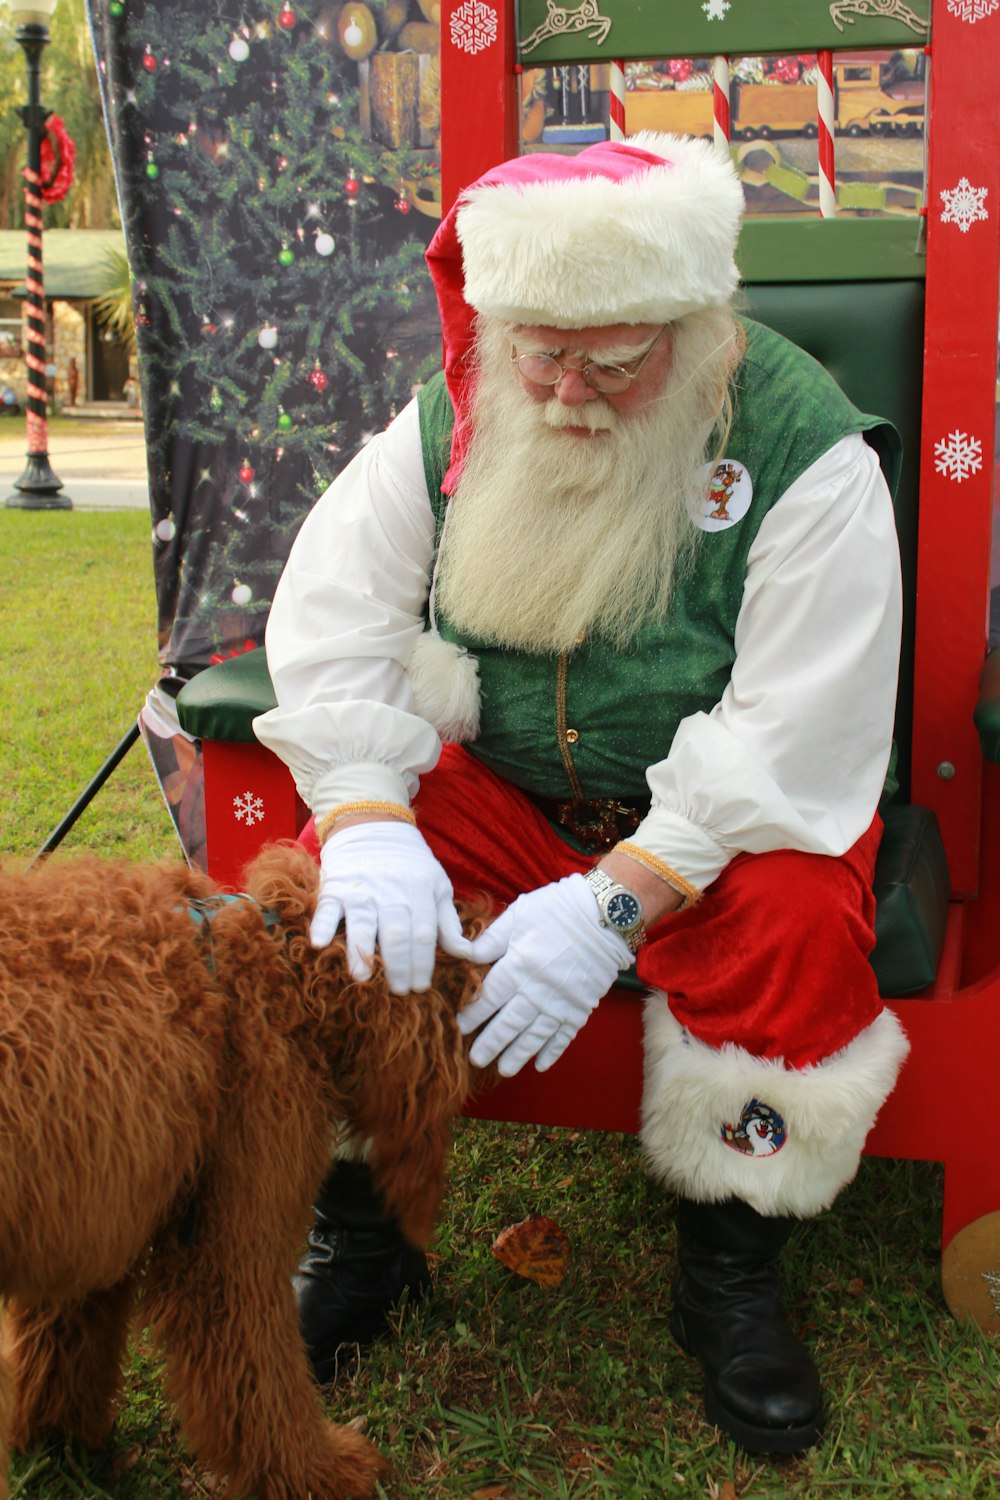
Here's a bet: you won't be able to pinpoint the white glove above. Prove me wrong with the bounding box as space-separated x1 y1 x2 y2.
458 874 632 1077
311 821 472 994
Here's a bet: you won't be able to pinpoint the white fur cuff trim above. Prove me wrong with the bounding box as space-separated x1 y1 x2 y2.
640 996 910 1218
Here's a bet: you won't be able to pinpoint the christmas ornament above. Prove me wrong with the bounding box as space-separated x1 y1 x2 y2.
338 2 377 59
258 324 279 349
344 172 359 198
210 386 223 413
143 47 157 71
278 1 296 28
231 583 253 606
200 317 217 336
278 410 292 430
110 0 124 13
278 245 295 267
229 36 250 62
145 158 159 180
394 190 411 215
239 462 255 484
309 362 328 393
315 232 335 256
154 517 176 542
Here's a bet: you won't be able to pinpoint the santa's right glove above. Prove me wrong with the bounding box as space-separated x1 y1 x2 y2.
311 821 472 995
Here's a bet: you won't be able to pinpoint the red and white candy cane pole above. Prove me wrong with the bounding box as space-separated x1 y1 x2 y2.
817 49 837 219
6 11 68 511
609 60 626 140
713 54 731 154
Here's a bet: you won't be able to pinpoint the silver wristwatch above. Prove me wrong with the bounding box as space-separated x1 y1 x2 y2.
583 867 645 955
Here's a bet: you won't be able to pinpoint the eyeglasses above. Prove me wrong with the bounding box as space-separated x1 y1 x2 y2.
510 325 669 395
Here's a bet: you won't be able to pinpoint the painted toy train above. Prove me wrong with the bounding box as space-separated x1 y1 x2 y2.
530 51 925 144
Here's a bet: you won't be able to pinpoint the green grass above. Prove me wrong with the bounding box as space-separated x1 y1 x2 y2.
1 510 998 1498
0 415 142 440
0 510 177 862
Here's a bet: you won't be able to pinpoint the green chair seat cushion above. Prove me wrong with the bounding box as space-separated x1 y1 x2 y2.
974 645 1000 764
177 649 276 743
869 803 950 997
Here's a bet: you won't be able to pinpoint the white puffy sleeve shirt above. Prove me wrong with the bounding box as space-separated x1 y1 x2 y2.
254 396 902 891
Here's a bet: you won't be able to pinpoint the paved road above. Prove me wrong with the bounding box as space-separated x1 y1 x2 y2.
0 425 149 510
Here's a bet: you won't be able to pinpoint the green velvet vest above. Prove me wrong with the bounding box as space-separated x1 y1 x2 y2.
417 318 899 805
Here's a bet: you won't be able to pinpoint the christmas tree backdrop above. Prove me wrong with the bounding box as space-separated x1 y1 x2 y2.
86 0 443 858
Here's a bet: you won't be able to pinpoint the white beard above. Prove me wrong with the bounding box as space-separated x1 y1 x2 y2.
434 308 738 654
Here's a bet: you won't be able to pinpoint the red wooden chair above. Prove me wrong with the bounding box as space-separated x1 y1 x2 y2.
178 0 1000 1331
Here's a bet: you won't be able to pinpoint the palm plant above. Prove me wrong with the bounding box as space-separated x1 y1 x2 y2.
89 240 135 356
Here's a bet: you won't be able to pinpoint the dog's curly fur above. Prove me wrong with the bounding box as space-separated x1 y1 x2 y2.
0 841 484 1499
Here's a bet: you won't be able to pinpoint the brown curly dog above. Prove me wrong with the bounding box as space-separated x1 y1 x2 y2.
0 841 482 1500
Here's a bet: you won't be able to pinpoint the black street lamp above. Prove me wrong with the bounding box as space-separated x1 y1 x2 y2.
5 0 70 511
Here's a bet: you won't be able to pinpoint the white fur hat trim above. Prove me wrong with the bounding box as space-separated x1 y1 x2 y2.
456 132 744 329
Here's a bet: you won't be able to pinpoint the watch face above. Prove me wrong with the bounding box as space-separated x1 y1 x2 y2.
606 891 642 930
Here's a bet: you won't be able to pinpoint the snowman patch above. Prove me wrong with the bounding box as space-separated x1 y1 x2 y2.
689 459 753 532
720 1098 787 1157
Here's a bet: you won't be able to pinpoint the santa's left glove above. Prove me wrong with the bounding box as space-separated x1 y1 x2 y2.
458 874 632 1077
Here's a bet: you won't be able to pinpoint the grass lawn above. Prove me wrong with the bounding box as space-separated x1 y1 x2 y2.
0 510 998 1498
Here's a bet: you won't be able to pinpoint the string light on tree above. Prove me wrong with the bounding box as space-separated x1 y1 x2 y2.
210 386 223 413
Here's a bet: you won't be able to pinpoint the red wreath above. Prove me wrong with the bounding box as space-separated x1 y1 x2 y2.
38 115 76 203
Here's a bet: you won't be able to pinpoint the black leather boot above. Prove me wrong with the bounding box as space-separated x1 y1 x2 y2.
293 1160 430 1384
671 1196 824 1454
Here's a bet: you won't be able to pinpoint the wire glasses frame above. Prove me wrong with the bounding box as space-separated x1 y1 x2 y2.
510 324 669 395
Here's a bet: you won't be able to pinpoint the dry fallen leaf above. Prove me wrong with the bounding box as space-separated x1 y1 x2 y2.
492 1214 570 1288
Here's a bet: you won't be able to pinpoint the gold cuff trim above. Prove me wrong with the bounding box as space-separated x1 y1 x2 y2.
614 841 702 909
317 800 416 844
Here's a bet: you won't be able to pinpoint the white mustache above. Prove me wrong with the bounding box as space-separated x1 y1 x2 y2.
542 401 621 433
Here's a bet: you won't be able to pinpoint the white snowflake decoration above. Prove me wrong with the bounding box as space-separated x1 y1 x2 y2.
940 177 989 233
934 430 983 484
947 0 998 19
702 0 730 17
450 0 498 54
233 790 265 826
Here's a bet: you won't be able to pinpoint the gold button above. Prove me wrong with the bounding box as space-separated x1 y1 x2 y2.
565 728 580 744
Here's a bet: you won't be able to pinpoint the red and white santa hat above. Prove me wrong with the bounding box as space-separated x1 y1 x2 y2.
425 132 744 489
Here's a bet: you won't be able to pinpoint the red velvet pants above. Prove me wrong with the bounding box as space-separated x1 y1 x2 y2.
303 743 885 1071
